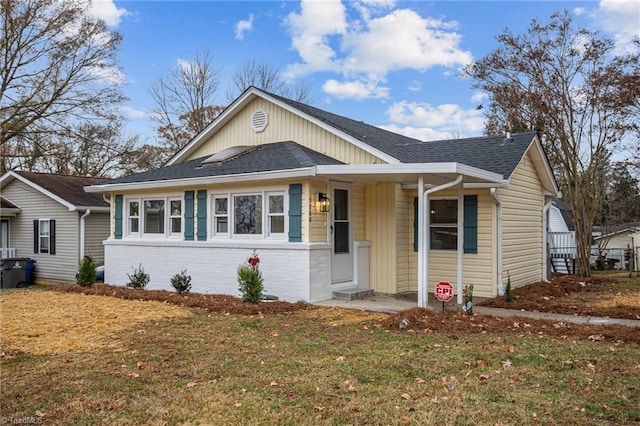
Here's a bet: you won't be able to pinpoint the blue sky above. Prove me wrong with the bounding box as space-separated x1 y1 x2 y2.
91 0 639 144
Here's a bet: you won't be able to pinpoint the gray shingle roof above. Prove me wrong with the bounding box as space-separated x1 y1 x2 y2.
14 171 109 208
105 141 343 185
269 91 536 178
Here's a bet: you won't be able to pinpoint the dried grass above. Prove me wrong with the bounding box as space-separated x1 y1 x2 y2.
0 291 192 355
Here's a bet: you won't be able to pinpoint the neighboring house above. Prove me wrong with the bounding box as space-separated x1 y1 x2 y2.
546 199 577 274
592 226 640 270
0 171 110 284
86 87 559 306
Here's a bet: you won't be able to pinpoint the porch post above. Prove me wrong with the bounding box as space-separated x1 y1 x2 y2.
417 175 427 308
457 180 464 304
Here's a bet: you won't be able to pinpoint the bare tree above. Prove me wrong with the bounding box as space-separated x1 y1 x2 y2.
464 10 640 276
149 51 223 154
1 0 127 174
227 59 313 103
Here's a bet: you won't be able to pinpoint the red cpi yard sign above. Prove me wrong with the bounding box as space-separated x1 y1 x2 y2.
435 281 454 302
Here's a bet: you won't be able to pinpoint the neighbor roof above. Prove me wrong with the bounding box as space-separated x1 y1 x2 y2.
1 171 109 210
104 141 344 185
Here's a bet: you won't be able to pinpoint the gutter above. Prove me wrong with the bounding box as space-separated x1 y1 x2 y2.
418 175 463 308
80 209 91 261
491 188 504 295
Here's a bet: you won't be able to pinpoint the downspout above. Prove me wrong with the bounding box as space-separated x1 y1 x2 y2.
542 199 553 282
419 175 463 308
457 182 464 305
80 209 91 261
491 189 504 295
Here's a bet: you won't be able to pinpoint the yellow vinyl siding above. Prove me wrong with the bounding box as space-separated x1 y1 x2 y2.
395 186 411 293
187 98 385 165
407 188 496 298
499 152 544 289
353 183 365 241
309 180 329 242
365 182 397 294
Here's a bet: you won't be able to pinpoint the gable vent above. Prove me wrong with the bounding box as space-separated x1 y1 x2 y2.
251 109 268 133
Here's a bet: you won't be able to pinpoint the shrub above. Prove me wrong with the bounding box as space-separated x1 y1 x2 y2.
171 269 192 294
77 255 96 287
237 250 263 303
126 264 150 289
505 273 512 303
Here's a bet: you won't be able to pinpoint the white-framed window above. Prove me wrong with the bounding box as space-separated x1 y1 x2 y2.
430 198 457 250
144 199 165 234
169 198 182 235
234 194 263 235
128 200 139 235
124 195 182 238
212 195 229 235
210 188 287 239
267 192 285 236
38 219 50 253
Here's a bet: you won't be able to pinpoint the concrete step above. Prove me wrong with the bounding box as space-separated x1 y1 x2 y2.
332 288 374 301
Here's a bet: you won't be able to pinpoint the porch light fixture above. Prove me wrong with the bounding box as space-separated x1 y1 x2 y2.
318 192 330 213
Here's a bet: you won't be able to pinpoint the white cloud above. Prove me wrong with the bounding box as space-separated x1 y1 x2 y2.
285 0 347 74
592 0 640 53
323 79 390 99
121 105 149 120
407 80 422 92
378 124 453 141
384 101 485 140
470 91 488 103
284 1 471 100
89 0 130 27
235 14 254 40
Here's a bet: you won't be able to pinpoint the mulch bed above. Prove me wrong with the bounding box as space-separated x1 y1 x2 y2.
380 307 640 344
51 277 640 344
478 274 640 320
52 283 310 316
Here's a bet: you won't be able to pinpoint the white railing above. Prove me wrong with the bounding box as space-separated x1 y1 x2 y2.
548 231 577 257
1 248 16 259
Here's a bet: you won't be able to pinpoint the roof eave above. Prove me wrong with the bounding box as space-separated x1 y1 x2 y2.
85 167 318 193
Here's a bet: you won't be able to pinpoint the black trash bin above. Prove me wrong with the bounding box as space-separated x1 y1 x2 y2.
0 258 35 288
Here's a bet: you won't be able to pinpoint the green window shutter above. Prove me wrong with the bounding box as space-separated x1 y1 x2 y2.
114 195 123 240
463 195 478 254
197 190 207 241
49 220 56 255
184 191 195 241
288 184 302 242
413 197 418 252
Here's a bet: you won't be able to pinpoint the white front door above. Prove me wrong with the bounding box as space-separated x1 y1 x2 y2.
330 182 353 283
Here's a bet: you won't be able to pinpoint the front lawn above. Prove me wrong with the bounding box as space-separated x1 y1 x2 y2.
1 287 638 425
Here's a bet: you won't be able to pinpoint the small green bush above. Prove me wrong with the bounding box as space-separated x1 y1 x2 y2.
171 269 192 294
237 250 263 303
505 273 512 303
77 255 96 287
126 264 150 289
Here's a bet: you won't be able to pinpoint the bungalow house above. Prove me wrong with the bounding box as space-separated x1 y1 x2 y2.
86 87 559 306
0 171 110 284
